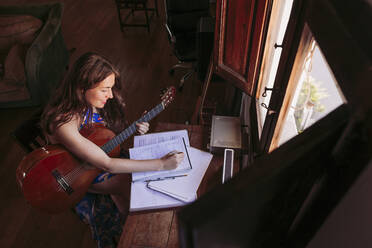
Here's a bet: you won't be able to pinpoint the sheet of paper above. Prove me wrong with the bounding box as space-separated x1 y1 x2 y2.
147 147 213 203
130 181 186 212
133 129 190 147
130 138 192 182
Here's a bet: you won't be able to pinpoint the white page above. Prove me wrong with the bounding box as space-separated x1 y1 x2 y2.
133 129 190 147
147 147 213 203
130 181 186 212
130 138 192 182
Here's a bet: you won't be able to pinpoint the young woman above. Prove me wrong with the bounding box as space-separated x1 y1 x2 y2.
40 52 184 245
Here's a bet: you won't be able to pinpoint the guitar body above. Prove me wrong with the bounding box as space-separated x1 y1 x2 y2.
16 123 120 214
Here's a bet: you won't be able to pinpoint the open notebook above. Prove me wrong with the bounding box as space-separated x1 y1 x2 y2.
130 137 192 182
130 147 213 211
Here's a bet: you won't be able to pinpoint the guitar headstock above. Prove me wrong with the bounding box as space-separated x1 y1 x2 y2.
160 86 176 108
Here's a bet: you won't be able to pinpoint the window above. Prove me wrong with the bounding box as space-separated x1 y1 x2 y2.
269 24 346 151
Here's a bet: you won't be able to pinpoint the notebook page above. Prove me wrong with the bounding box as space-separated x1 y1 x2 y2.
133 129 190 147
130 138 192 182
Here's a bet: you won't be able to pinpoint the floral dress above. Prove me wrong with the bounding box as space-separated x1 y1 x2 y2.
74 112 125 248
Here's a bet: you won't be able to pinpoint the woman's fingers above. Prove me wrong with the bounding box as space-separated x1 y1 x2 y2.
168 151 184 163
175 152 185 163
136 122 150 135
161 151 184 170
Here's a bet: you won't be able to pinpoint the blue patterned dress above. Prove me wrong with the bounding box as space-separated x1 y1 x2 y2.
74 112 125 248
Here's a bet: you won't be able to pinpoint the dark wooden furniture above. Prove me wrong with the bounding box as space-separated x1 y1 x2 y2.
117 122 239 248
114 0 158 32
11 109 45 153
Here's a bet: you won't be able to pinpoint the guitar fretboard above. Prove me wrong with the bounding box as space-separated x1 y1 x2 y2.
100 103 164 154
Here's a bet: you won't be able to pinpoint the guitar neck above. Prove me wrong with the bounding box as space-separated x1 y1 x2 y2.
100 102 164 154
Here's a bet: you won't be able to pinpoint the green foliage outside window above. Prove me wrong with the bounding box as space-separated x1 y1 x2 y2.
294 76 329 132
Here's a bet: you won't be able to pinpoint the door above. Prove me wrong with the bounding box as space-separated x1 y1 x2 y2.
213 0 272 95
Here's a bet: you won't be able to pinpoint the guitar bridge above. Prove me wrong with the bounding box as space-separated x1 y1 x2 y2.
52 170 74 195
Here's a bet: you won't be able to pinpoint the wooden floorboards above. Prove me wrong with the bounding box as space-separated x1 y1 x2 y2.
0 0 204 247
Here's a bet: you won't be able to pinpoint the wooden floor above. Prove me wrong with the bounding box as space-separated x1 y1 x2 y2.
0 0 209 247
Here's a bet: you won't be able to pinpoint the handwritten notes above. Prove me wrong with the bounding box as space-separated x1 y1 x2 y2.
130 138 192 182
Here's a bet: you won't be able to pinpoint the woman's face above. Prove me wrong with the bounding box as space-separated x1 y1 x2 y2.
85 73 115 109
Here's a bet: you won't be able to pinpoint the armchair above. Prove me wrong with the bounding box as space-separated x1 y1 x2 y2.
164 0 210 91
0 3 69 108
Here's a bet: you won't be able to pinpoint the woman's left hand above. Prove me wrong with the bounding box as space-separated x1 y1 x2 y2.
136 122 150 135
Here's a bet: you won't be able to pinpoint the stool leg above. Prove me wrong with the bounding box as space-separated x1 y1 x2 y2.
144 3 150 32
115 1 124 32
154 0 159 17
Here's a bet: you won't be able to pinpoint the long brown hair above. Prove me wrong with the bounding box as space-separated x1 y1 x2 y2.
41 52 126 135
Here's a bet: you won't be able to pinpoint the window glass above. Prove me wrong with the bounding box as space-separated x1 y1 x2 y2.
270 25 347 150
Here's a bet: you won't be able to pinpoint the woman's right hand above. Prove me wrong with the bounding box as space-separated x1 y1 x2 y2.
160 151 184 170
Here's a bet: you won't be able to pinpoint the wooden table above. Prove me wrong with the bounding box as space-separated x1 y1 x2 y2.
118 122 237 248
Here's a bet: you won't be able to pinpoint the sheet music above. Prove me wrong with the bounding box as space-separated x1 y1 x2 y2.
130 138 192 182
147 147 212 202
133 129 190 147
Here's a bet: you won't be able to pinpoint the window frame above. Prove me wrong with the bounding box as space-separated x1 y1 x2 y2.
257 0 368 153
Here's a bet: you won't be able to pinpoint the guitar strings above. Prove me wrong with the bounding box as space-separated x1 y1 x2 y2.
61 165 87 184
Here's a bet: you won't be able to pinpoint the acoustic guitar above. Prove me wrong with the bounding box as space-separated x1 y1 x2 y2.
16 87 176 214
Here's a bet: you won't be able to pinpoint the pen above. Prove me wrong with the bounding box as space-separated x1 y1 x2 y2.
182 138 192 169
144 174 188 182
169 151 183 155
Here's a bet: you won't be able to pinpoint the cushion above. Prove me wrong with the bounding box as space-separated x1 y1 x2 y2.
0 15 42 52
0 43 30 102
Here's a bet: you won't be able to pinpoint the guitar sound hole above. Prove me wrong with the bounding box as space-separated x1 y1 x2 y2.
51 170 74 195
